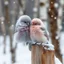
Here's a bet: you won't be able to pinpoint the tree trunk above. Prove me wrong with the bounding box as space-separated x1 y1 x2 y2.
0 0 6 54
48 0 62 62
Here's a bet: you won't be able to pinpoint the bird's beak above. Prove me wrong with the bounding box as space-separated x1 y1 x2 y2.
27 22 31 27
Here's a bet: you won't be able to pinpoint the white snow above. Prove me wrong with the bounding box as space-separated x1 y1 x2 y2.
42 43 54 50
0 36 31 64
59 32 64 55
55 56 62 64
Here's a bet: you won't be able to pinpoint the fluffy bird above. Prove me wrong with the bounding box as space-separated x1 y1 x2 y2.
14 15 31 45
30 18 49 44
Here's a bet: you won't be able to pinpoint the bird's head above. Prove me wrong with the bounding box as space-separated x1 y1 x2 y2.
15 15 31 32
31 18 45 28
32 20 41 26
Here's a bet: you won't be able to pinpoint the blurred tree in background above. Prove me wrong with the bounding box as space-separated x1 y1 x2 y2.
0 0 64 64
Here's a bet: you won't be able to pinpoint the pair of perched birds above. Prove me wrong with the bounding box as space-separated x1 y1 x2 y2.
15 15 49 45
14 15 62 64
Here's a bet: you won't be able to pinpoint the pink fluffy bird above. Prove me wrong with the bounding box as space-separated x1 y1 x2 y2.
30 18 49 44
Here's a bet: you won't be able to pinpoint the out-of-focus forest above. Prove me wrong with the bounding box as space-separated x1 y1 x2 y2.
0 0 64 64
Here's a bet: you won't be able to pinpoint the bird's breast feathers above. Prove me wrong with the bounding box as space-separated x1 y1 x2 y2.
30 26 48 43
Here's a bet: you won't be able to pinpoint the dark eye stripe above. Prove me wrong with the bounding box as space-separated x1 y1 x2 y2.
40 27 45 31
24 21 27 23
32 22 41 25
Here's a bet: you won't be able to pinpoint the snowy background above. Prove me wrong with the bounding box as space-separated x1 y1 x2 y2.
0 36 31 64
0 0 64 64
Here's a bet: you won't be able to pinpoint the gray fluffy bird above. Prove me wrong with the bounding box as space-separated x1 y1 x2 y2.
13 15 32 47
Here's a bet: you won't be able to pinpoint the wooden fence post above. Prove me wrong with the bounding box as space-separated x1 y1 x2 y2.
31 44 55 64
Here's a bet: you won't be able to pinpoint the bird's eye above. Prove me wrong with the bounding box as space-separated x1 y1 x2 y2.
24 21 27 23
34 23 37 25
32 22 40 25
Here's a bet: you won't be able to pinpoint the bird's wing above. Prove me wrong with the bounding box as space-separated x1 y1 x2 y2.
40 27 45 31
40 26 50 40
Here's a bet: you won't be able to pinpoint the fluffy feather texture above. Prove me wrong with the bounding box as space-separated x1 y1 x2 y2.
30 18 49 44
15 15 31 44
